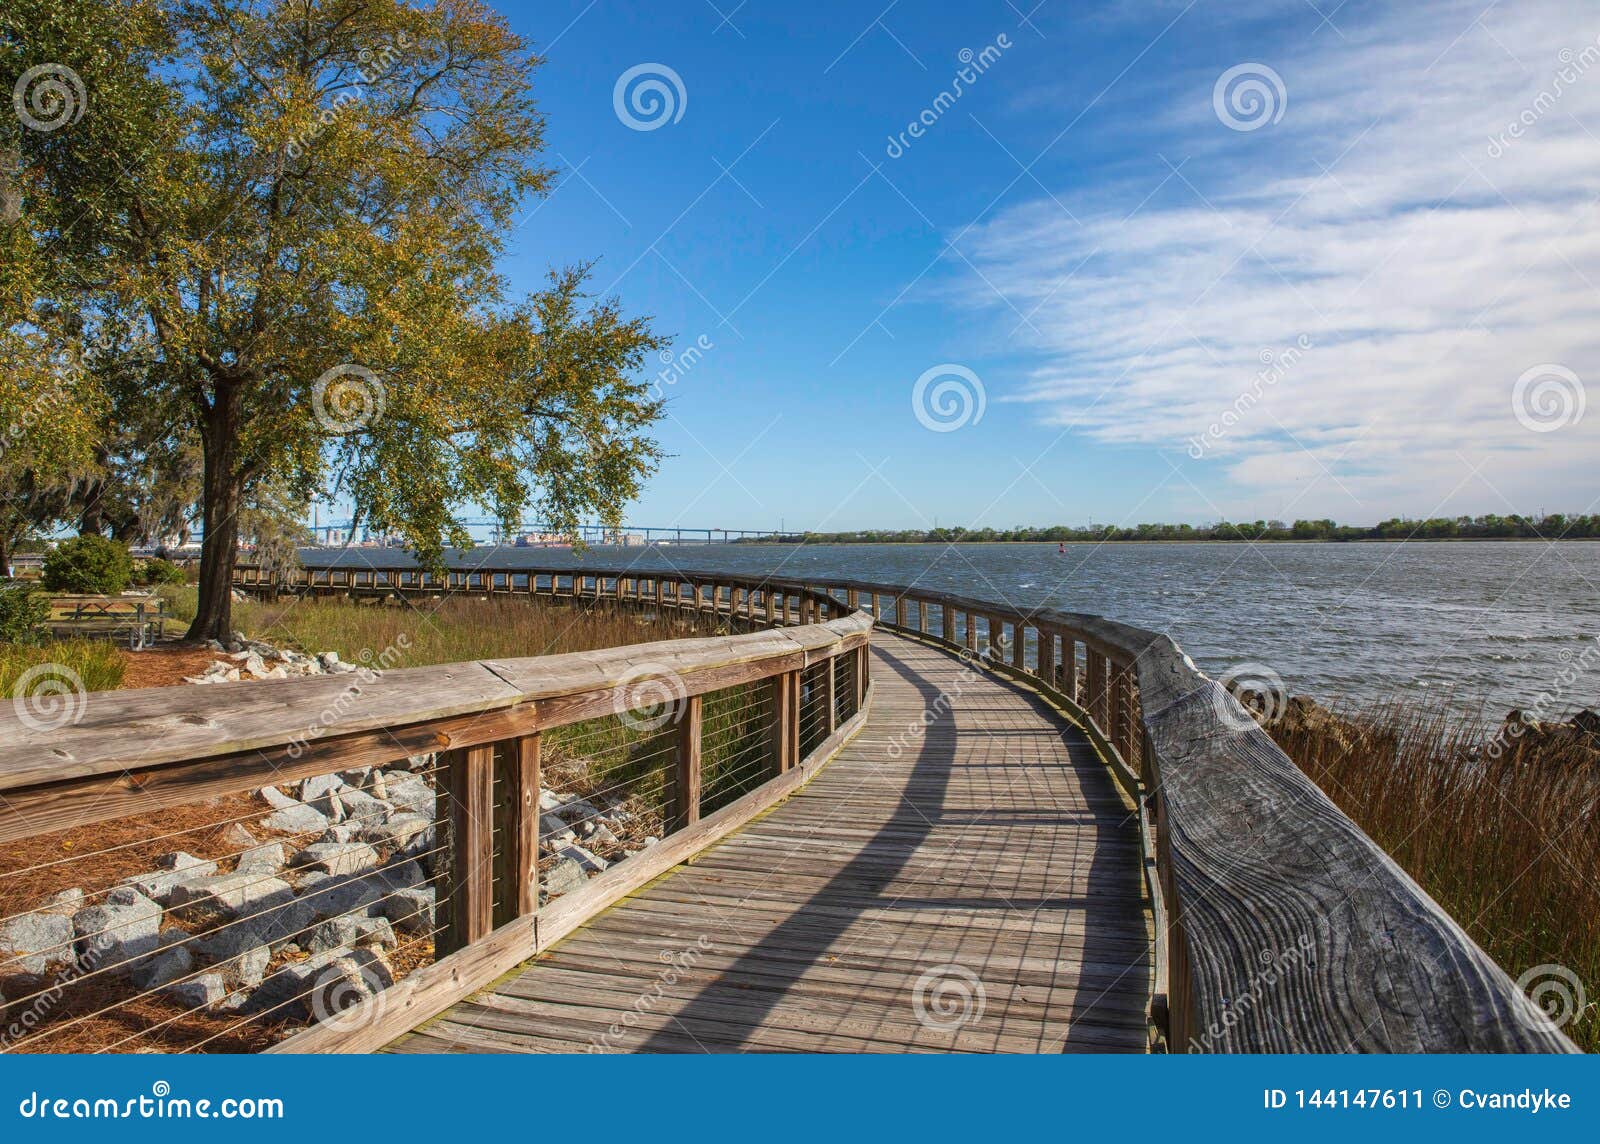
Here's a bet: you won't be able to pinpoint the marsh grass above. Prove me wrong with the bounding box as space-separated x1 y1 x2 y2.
0 638 125 696
1269 700 1600 1051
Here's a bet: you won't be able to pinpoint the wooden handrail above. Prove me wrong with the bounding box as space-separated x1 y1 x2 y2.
800 575 1578 1054
0 566 874 1054
0 561 1571 1054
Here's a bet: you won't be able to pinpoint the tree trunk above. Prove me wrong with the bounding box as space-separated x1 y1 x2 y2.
186 386 242 643
0 530 10 579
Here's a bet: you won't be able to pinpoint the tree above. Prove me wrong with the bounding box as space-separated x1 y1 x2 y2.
4 0 664 640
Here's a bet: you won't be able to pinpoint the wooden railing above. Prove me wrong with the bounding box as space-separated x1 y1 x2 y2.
0 561 1573 1054
238 560 1576 1051
0 569 870 1053
805 577 1577 1054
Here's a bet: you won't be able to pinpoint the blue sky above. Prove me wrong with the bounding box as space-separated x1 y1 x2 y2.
485 0 1599 532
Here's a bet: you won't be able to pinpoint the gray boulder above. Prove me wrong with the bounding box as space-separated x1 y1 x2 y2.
297 872 387 923
292 842 378 877
245 949 366 1021
130 942 193 991
220 823 258 851
384 773 435 816
168 872 295 921
262 802 330 834
556 844 608 874
306 914 396 955
119 852 218 904
72 887 162 970
1 912 75 974
360 814 430 849
193 926 272 987
338 789 392 825
236 842 286 875
162 972 227 1010
371 885 435 934
543 857 586 899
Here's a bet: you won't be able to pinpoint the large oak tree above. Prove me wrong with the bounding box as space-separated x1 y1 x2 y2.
3 0 665 639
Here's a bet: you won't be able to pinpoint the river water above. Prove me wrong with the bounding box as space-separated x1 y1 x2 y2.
302 541 1600 719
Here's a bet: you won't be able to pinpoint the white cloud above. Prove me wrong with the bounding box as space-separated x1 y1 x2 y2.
960 0 1600 519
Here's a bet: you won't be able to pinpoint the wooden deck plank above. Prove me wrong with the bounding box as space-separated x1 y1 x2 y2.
390 632 1153 1054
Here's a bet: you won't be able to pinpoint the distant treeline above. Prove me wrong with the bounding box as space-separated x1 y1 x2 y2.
747 515 1600 545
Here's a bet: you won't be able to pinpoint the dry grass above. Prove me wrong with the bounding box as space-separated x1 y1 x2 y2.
159 588 725 668
1268 700 1600 1051
0 639 125 695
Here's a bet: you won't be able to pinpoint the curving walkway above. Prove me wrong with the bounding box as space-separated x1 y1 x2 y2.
390 632 1153 1053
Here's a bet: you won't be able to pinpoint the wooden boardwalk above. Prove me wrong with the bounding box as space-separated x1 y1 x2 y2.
392 633 1153 1053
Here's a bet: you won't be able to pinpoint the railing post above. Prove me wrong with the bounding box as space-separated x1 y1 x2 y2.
440 743 495 956
917 598 929 634
1040 629 1057 688
672 695 703 832
770 671 798 775
855 643 869 711
894 595 908 628
824 653 838 736
963 609 976 653
940 599 954 642
493 733 540 926
1011 621 1026 669
846 587 859 611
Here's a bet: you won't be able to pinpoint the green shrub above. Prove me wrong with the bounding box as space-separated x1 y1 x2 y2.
137 557 187 586
41 535 134 594
0 583 48 643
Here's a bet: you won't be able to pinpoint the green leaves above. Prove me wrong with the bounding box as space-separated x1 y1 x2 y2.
3 0 666 621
